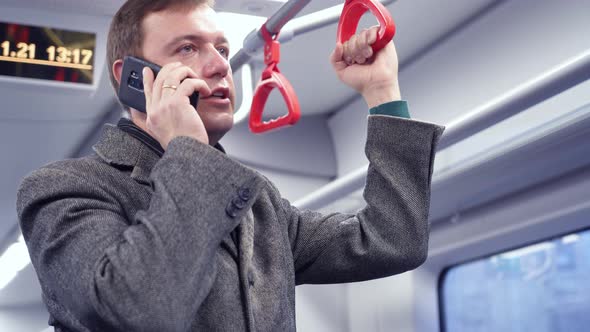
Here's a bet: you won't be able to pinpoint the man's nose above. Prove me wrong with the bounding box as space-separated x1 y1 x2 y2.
201 46 230 79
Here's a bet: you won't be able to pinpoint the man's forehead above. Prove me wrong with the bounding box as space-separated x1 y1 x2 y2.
142 4 227 43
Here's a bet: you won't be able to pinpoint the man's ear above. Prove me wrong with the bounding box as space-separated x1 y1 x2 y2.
112 59 124 86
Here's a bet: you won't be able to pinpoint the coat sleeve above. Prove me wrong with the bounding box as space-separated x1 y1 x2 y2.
16 137 264 332
281 115 445 285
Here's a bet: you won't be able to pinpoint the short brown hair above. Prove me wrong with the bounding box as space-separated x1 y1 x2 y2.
107 0 215 95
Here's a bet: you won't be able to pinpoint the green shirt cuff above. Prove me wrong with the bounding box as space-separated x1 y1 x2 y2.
369 100 410 119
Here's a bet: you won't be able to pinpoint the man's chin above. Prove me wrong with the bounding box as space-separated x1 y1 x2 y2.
201 113 234 145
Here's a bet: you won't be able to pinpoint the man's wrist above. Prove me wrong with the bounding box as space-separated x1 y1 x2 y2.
362 84 402 109
369 100 410 118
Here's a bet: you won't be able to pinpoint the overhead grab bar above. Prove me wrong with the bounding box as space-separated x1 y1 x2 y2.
232 0 398 132
249 24 301 133
338 0 396 53
293 49 590 210
231 0 312 130
230 0 397 72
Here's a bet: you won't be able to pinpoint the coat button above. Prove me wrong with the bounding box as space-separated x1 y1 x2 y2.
225 201 238 218
232 197 247 209
238 187 251 201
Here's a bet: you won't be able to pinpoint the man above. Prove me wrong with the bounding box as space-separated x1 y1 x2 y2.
16 0 445 331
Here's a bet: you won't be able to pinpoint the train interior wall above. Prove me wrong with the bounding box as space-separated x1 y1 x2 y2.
0 0 589 331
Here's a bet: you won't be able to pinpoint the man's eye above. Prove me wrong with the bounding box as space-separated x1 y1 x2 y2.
218 47 230 58
178 44 195 55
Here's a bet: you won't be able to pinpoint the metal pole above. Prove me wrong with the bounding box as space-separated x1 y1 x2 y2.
230 0 312 71
438 49 590 150
266 0 313 33
293 50 590 210
294 166 368 211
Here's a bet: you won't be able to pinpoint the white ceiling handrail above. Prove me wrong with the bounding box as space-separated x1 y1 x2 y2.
233 63 254 125
293 49 590 210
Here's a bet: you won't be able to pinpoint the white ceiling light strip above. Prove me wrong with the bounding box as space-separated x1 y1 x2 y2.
0 234 31 290
233 63 254 125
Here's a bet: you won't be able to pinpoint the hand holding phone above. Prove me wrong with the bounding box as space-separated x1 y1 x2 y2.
118 56 199 113
119 56 211 148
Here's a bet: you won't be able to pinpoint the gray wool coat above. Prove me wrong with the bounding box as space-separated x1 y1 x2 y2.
17 115 444 331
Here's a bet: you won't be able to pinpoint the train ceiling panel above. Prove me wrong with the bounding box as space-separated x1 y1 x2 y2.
1 0 344 17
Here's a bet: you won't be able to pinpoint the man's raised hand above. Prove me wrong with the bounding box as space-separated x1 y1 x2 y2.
330 26 401 108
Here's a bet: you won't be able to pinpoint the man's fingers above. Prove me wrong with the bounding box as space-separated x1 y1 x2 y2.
330 43 349 71
153 63 201 103
151 62 182 102
344 35 356 64
142 67 154 110
162 66 200 99
367 26 378 45
166 66 200 87
177 78 212 102
338 26 381 67
342 28 379 65
330 43 344 64
354 30 370 63
357 29 368 50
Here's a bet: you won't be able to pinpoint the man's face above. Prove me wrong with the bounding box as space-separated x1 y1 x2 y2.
141 4 235 143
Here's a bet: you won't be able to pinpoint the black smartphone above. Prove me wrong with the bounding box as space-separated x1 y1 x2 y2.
118 56 199 113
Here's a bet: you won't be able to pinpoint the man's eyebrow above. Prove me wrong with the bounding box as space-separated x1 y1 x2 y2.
165 34 229 48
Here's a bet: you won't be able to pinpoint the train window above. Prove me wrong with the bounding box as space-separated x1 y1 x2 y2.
439 229 590 332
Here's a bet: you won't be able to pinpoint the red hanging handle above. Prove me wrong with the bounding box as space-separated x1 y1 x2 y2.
337 0 396 53
249 24 301 134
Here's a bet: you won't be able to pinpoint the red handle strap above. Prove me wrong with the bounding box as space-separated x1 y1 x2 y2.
337 0 396 53
249 24 301 134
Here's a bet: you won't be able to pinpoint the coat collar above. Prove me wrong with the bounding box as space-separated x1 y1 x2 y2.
92 124 228 186
92 124 160 185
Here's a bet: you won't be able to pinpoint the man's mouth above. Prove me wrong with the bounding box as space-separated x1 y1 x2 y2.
199 87 231 108
203 87 230 100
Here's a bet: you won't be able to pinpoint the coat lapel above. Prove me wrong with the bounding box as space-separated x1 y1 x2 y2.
238 209 255 329
92 124 160 186
93 124 227 186
238 210 255 271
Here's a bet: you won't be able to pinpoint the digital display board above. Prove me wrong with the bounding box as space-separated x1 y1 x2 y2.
0 22 96 84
